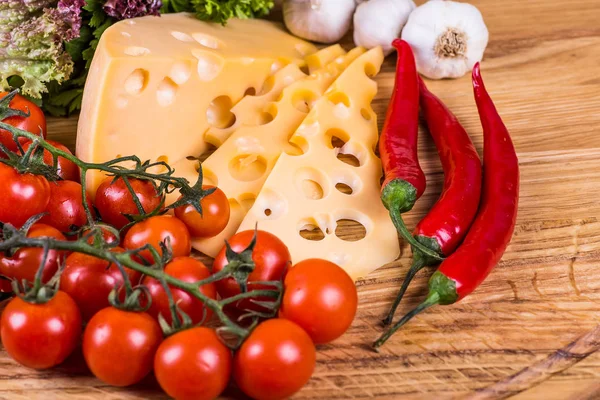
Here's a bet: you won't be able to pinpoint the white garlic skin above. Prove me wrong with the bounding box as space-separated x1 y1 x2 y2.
283 0 356 44
401 0 489 79
353 0 416 56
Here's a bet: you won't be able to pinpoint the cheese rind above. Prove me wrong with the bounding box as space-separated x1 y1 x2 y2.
76 13 316 196
238 47 400 280
188 47 366 257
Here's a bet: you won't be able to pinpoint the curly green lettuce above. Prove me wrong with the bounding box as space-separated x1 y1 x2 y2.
0 0 84 98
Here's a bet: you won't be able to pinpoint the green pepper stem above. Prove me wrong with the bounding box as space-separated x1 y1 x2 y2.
382 253 427 326
373 291 440 350
389 208 443 261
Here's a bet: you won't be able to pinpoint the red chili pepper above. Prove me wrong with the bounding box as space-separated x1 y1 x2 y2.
379 39 441 260
374 63 519 349
382 77 483 325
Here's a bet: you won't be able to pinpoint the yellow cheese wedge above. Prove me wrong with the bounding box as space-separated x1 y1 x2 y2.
238 47 400 280
186 47 366 257
76 13 316 196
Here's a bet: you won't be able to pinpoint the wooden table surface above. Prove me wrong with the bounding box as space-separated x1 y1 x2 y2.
2 0 600 398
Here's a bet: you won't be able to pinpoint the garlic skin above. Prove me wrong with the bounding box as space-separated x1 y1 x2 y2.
353 0 416 56
401 0 489 79
283 0 356 44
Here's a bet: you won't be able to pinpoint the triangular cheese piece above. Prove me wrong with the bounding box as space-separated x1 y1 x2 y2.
188 47 367 257
238 47 399 280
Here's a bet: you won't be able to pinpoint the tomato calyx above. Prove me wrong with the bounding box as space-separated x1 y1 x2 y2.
222 230 258 294
0 91 30 124
166 165 216 216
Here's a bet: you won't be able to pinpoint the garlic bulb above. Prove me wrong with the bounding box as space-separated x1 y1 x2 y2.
353 0 416 56
283 0 356 44
401 0 489 79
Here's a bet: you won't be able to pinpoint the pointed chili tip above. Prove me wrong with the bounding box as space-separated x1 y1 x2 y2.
392 38 408 52
472 62 484 89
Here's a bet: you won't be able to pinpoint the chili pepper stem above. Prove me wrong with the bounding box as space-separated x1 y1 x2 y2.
382 254 427 326
373 292 440 350
388 207 443 262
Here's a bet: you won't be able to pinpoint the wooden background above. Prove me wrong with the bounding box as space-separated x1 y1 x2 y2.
2 0 600 398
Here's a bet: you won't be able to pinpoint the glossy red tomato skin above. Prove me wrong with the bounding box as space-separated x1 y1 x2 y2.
0 223 67 283
279 259 358 344
143 257 216 325
123 215 191 264
21 139 80 182
0 277 12 294
174 186 230 238
233 318 316 400
0 163 50 228
154 327 232 400
95 177 164 229
0 92 46 156
81 224 120 246
60 248 141 321
213 230 291 312
83 307 163 387
40 180 95 234
0 291 82 369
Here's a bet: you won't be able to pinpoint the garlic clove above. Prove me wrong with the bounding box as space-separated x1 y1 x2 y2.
401 0 489 80
353 0 416 56
283 0 356 44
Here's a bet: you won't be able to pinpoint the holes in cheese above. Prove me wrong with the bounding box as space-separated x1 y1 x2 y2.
335 219 367 241
327 92 351 107
192 50 224 81
168 62 192 85
171 31 194 42
335 183 353 195
325 128 349 149
124 69 149 95
337 142 367 167
244 87 257 96
238 193 256 211
292 89 318 113
156 78 178 107
192 33 223 50
228 154 267 182
360 108 373 121
364 62 378 78
294 167 329 200
253 189 287 220
124 46 150 56
257 104 277 126
207 96 236 129
298 221 325 241
284 135 308 156
333 169 362 196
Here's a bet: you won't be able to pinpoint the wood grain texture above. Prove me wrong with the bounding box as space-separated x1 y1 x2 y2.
2 0 600 398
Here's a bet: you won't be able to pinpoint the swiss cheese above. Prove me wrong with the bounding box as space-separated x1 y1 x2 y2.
76 13 316 196
238 47 400 280
185 47 366 257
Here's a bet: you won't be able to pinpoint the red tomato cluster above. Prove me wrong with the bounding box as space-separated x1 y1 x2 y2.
0 93 360 400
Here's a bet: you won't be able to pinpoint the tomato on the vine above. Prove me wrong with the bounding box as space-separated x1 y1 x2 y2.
0 291 81 369
81 223 120 246
60 248 141 321
0 163 50 228
21 139 80 182
213 230 291 312
0 223 67 283
95 177 164 229
143 256 216 325
279 258 358 344
173 186 230 238
40 180 95 234
0 92 46 156
233 318 316 400
154 327 231 400
83 307 163 387
123 215 191 264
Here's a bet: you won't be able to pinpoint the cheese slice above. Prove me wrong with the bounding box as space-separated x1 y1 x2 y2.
76 13 316 196
185 47 366 257
238 47 399 280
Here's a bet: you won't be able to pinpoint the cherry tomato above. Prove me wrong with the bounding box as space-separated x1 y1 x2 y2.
143 256 216 325
40 180 95 234
234 318 315 400
0 223 67 283
81 223 120 246
95 177 164 229
0 277 12 293
60 248 141 321
123 215 191 264
0 92 46 156
174 186 230 238
0 163 50 228
154 327 231 400
1 291 81 369
21 139 80 182
279 259 357 344
83 307 163 387
213 230 291 312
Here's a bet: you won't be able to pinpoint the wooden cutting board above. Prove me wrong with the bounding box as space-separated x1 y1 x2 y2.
2 0 600 398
